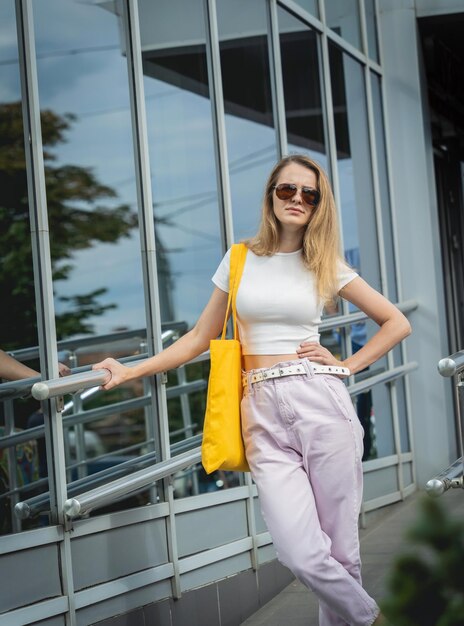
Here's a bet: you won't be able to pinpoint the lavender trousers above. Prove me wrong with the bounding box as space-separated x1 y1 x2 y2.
241 359 380 626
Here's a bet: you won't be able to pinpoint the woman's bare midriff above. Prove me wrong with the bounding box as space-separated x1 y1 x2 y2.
243 353 300 371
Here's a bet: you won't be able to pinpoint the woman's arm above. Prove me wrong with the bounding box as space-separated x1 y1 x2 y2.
296 277 411 374
92 287 230 390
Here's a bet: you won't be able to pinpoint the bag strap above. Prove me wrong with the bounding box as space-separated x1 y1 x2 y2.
221 243 247 340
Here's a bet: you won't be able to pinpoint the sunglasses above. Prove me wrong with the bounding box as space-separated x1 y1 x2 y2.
273 183 320 207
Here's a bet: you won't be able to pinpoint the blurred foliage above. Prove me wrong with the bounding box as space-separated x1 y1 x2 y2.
0 102 137 350
382 496 464 626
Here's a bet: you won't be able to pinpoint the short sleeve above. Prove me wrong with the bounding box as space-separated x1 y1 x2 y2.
337 259 358 291
211 248 232 293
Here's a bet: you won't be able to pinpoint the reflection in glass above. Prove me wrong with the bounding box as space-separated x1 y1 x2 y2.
217 0 277 241
140 0 225 496
32 0 153 516
365 0 379 62
371 72 397 302
328 45 395 459
34 0 145 342
0 2 38 356
329 45 381 293
0 1 43 535
278 8 328 170
294 0 319 19
370 382 395 458
396 378 411 453
141 0 222 328
324 0 362 51
320 329 345 371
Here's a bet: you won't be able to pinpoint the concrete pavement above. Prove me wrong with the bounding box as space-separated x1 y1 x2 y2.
241 490 464 625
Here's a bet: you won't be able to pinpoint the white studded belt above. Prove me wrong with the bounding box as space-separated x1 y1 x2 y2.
242 363 350 389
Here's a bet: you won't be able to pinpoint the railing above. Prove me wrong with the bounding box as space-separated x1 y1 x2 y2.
426 349 464 497
1 301 418 524
0 325 205 530
16 359 418 520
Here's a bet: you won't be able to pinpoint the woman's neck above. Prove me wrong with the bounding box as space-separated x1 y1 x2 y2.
277 232 304 253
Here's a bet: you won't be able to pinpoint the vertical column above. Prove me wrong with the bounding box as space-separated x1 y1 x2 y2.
121 0 182 598
359 0 405 496
376 0 420 487
266 0 288 158
204 0 235 249
318 0 352 372
15 0 76 623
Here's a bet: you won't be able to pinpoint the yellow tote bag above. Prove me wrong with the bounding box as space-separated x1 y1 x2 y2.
201 243 249 473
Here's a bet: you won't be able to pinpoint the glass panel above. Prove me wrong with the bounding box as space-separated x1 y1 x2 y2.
217 0 277 241
320 329 346 371
365 0 379 62
0 2 44 535
140 0 225 495
328 46 395 459
371 72 397 302
279 8 338 316
278 8 328 170
294 0 319 19
324 0 362 51
370 71 409 381
329 44 386 394
34 0 146 341
396 378 411 453
329 45 381 291
32 0 155 515
368 381 395 459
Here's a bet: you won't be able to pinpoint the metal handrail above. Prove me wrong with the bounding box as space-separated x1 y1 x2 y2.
0 353 147 402
348 362 418 397
0 329 181 402
62 362 416 519
437 349 464 377
63 447 201 518
426 350 464 497
320 299 418 331
0 395 150 451
32 368 112 400
2 300 417 400
8 321 188 362
426 457 464 497
14 434 203 519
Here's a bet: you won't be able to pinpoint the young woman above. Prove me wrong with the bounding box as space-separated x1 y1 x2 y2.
93 155 410 625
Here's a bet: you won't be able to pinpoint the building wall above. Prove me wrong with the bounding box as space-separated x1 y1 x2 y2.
0 1 455 624
378 0 457 483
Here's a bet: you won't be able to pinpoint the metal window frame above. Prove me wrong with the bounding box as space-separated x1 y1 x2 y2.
358 0 406 505
374 0 417 487
2 1 419 624
15 1 76 623
267 0 288 157
121 0 182 599
204 0 235 251
277 0 416 507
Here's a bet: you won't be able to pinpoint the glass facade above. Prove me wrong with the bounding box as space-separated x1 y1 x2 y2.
217 0 277 242
0 2 417 621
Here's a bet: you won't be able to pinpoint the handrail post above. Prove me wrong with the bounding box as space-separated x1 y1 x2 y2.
427 352 464 496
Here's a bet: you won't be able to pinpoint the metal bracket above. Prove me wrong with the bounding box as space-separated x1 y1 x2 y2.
55 395 64 412
161 371 168 385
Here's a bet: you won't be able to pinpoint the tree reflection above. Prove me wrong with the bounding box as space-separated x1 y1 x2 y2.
0 102 137 350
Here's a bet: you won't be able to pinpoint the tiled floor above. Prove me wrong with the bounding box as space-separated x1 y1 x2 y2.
241 490 464 625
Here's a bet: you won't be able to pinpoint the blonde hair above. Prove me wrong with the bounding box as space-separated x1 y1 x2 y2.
245 154 344 304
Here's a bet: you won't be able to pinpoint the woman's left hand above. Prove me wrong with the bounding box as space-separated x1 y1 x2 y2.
296 341 345 368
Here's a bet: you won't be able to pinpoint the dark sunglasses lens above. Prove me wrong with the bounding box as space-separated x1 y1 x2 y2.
302 188 320 206
275 184 296 200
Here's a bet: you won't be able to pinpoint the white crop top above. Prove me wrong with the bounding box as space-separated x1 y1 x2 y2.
212 247 358 355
